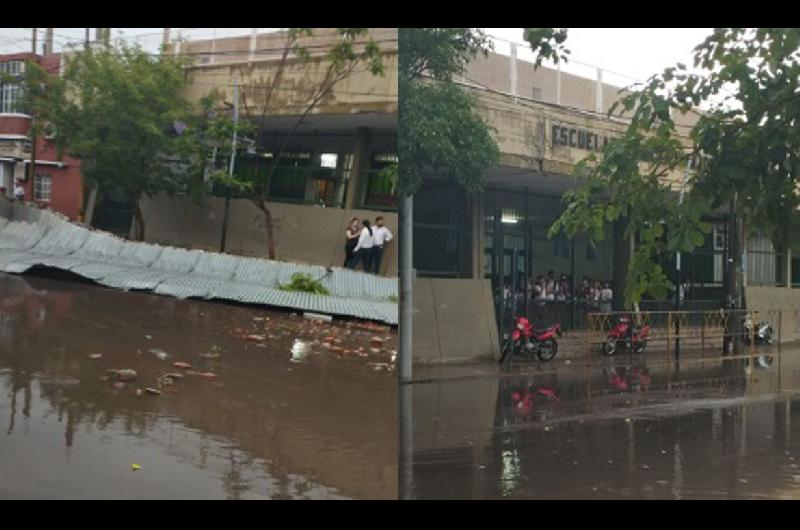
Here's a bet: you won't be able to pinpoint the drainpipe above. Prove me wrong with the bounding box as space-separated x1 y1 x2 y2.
595 68 603 113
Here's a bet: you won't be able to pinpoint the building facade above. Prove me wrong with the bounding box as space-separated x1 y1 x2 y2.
138 28 399 275
413 50 799 362
0 53 83 220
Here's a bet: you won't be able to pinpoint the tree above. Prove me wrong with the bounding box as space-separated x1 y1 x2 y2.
398 28 499 196
549 28 800 351
222 28 385 259
28 43 195 241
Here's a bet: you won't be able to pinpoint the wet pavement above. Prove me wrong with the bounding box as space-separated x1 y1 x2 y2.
0 272 397 499
409 346 800 499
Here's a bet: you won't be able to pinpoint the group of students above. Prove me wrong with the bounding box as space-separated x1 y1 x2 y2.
344 216 393 275
503 271 615 309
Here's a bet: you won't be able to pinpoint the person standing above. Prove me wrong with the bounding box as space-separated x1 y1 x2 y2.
371 216 393 275
344 217 360 268
13 181 24 202
352 219 375 273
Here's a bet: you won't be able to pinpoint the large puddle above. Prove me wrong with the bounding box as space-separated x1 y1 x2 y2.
410 349 800 499
0 273 397 499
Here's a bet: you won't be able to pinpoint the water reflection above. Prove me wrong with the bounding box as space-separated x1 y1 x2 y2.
0 273 397 499
412 347 800 499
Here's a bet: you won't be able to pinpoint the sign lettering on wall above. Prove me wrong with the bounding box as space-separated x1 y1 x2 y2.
551 124 610 152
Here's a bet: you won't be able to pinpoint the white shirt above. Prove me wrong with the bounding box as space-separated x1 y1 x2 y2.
373 225 393 246
354 227 375 252
14 185 24 198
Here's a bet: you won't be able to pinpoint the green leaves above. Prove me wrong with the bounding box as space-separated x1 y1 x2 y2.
398 29 500 196
523 28 570 66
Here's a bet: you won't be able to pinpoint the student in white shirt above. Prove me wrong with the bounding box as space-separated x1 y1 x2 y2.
13 182 24 202
352 219 375 273
371 216 393 275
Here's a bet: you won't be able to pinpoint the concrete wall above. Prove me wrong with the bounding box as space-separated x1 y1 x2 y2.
178 28 398 118
140 195 398 277
467 83 690 191
412 278 499 363
746 286 800 343
466 51 698 130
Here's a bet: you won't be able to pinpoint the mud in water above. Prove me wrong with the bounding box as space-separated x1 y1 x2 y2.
409 349 800 499
0 273 397 499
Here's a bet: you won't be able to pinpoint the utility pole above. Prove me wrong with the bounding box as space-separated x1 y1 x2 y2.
162 28 171 49
28 28 38 190
84 28 90 49
220 78 238 253
44 28 53 55
398 192 414 499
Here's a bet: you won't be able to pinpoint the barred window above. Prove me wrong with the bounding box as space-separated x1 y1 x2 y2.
0 60 24 114
34 173 51 201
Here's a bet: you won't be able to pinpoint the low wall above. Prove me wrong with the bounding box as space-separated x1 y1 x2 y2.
140 195 398 277
412 278 499 363
746 286 800 343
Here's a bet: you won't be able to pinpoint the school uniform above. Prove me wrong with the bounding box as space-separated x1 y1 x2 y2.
371 225 393 274
352 227 375 272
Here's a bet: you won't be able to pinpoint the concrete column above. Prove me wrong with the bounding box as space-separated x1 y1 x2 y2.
473 199 485 280
344 127 371 210
509 43 518 96
595 68 604 113
556 63 562 105
249 28 258 64
787 247 792 289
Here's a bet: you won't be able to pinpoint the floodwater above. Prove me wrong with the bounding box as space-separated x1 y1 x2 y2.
0 272 397 499
409 347 800 499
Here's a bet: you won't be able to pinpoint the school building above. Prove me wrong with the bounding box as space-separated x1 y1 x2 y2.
412 48 800 362
135 28 399 275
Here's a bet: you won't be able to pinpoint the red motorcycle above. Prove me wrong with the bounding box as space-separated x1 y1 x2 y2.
499 316 562 363
602 314 650 356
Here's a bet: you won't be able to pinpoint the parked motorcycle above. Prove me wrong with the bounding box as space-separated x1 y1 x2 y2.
499 315 562 363
742 315 775 345
602 314 651 356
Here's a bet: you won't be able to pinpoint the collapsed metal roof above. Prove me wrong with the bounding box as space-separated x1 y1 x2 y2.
0 198 398 325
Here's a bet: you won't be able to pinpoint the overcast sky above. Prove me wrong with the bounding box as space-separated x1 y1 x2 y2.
0 27 717 90
0 28 277 55
484 28 715 88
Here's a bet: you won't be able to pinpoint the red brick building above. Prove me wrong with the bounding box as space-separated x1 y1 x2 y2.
0 52 82 220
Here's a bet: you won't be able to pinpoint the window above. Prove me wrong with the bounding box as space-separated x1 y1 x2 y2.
34 173 51 201
361 153 397 209
267 151 311 202
0 61 24 114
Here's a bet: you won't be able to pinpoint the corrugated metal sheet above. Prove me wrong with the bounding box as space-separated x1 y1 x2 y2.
0 198 398 324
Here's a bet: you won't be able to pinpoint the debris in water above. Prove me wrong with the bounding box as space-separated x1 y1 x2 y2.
108 369 137 381
246 334 266 341
144 388 162 396
173 362 192 369
131 464 141 471
544 426 553 432
112 382 126 390
197 372 218 380
88 354 103 360
147 348 169 360
624 418 632 423
145 335 152 340
738 478 748 484
370 348 381 354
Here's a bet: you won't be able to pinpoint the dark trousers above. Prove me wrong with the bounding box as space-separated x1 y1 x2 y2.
372 246 384 275
350 248 374 273
345 242 357 268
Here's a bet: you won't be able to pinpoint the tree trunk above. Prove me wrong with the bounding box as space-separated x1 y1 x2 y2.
727 195 743 356
255 199 276 260
132 199 145 242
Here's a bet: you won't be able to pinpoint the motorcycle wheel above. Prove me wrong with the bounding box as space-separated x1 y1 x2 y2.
602 337 617 356
537 338 558 362
499 339 516 364
633 340 647 354
764 327 775 345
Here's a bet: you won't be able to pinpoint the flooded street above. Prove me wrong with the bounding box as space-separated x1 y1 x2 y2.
0 272 397 499
409 348 800 499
